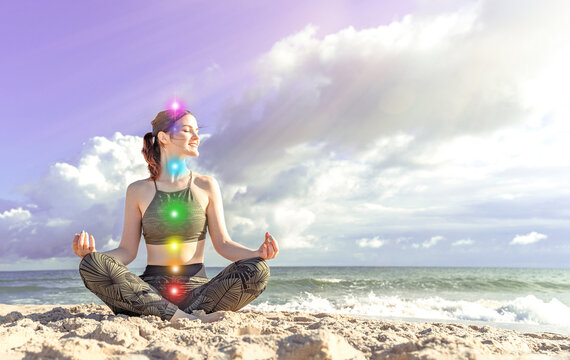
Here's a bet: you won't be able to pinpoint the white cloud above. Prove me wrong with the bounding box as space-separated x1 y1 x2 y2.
452 239 474 246
196 0 570 243
0 207 31 221
4 0 570 267
396 237 413 244
510 232 547 245
45 218 73 227
357 236 386 248
1 133 150 260
423 236 445 248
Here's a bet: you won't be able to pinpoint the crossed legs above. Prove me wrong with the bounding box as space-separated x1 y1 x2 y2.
78 252 270 321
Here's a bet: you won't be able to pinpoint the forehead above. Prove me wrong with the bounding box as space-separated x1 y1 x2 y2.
174 114 198 127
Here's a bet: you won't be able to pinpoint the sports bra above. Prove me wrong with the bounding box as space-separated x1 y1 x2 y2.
141 171 208 245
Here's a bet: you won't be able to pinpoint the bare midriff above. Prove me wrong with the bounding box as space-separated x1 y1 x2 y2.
145 241 205 266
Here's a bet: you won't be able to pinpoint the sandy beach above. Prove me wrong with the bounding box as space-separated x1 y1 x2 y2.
0 303 568 359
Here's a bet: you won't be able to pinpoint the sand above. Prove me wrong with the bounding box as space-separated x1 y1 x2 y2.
0 304 568 360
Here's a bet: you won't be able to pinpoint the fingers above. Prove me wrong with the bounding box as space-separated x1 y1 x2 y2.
265 233 279 259
89 235 95 251
266 239 275 258
73 233 79 252
74 231 94 258
269 234 279 255
81 231 89 250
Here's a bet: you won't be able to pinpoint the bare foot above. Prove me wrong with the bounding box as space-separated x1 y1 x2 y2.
170 309 225 323
170 309 199 322
196 311 226 323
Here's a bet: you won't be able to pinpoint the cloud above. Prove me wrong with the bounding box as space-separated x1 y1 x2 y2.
396 237 413 244
201 0 570 182
357 236 386 248
1 132 149 260
452 239 474 246
190 0 570 249
3 0 570 268
423 236 445 248
510 232 547 245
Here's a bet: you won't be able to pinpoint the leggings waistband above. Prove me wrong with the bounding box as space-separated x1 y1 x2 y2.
141 263 207 278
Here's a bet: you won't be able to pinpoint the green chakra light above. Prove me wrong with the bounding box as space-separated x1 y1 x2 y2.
159 198 189 227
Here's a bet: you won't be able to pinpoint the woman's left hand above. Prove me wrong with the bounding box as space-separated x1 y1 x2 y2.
257 232 279 260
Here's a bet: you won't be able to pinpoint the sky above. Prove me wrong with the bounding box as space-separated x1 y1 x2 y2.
0 0 569 270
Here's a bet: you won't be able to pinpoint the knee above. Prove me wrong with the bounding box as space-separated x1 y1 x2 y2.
79 252 94 275
251 257 270 286
78 252 114 286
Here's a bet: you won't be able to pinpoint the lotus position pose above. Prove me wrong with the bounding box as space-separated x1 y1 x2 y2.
73 107 279 323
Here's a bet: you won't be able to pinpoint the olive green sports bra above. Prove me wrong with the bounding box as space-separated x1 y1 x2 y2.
141 171 207 245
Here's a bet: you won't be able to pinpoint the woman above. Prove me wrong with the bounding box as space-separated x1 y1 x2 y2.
73 108 279 323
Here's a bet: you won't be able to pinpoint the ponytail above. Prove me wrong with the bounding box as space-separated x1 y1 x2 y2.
141 132 161 181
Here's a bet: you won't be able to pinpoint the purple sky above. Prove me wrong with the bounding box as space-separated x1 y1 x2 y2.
0 0 415 203
2 0 569 270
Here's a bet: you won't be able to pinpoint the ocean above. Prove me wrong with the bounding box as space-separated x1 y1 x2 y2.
1 266 569 335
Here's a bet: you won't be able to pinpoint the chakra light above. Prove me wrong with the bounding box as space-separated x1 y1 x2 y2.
171 287 178 295
160 199 187 226
166 158 186 177
165 99 186 114
172 265 179 273
167 236 183 252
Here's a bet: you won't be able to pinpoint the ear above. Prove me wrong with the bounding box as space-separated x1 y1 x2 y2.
158 131 169 145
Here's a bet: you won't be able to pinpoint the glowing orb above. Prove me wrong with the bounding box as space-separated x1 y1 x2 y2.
160 200 188 227
172 265 179 273
171 287 178 295
166 236 183 252
166 158 186 177
172 101 179 110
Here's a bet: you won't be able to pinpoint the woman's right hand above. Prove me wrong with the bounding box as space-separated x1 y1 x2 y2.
73 231 96 258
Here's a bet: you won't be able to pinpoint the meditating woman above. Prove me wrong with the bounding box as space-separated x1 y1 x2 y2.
73 108 279 323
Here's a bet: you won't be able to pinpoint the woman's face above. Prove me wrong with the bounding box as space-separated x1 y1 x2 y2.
162 114 201 156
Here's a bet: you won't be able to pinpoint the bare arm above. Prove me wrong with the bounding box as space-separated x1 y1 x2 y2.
205 176 260 262
101 182 142 265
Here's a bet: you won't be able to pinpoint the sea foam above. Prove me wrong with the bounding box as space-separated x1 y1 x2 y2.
249 291 570 333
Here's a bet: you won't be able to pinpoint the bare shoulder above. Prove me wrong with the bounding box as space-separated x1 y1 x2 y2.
193 172 215 190
125 178 155 198
127 178 151 190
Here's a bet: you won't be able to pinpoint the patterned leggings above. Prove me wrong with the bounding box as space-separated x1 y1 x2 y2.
78 251 270 321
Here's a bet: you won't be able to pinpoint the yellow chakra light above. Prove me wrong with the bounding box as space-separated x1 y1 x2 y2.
167 236 182 252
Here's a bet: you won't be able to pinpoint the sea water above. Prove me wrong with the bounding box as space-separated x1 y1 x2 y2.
0 266 568 335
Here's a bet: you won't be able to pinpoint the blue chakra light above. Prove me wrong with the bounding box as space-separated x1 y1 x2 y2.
166 158 186 177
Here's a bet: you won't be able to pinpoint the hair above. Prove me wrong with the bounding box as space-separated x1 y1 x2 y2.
141 109 194 181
